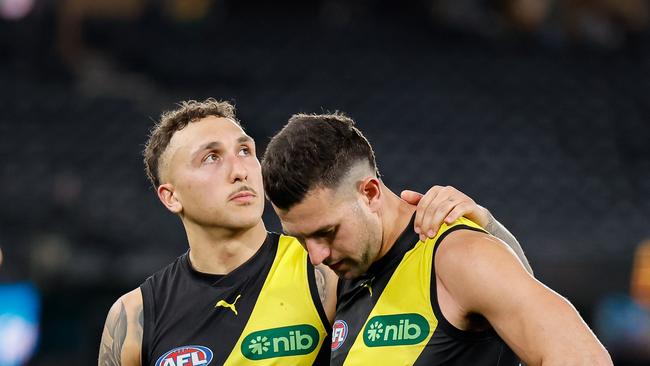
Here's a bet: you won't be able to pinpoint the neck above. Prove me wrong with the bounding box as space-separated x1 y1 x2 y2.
183 219 267 275
375 181 417 261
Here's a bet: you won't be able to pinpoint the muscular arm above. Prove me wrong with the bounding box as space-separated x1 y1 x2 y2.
436 231 611 365
314 264 338 324
99 288 143 366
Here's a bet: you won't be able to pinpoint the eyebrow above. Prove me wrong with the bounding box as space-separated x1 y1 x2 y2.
191 135 254 159
191 141 222 159
285 224 336 239
237 135 254 144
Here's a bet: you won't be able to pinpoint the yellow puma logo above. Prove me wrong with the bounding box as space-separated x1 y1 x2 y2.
362 282 373 297
215 294 241 315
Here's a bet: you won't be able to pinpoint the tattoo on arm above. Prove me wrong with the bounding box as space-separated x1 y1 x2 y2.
314 266 327 303
485 214 534 275
99 300 128 366
135 305 144 344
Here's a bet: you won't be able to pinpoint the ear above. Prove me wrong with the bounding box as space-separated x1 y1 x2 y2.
157 183 183 214
359 177 381 212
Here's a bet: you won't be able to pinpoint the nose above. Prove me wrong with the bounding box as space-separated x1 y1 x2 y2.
304 238 331 266
228 154 248 183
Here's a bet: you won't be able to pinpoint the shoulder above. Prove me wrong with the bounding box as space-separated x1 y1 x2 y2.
100 288 144 366
104 288 143 327
436 227 523 272
435 229 503 267
142 253 187 286
427 216 487 255
435 229 530 311
105 288 144 340
120 288 144 314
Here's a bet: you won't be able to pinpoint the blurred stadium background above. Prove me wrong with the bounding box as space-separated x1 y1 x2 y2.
0 0 649 365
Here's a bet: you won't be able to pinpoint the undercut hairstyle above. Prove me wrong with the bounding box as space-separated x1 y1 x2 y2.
143 98 238 188
262 112 379 210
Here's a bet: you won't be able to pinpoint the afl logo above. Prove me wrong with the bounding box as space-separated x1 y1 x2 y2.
155 345 213 366
331 320 348 351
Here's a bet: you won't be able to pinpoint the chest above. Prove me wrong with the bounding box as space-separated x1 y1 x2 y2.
332 243 438 365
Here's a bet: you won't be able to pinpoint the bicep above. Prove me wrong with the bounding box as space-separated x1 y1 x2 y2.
98 289 143 366
437 232 609 365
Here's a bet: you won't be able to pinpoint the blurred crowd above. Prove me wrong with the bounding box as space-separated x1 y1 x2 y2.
3 0 649 79
436 0 649 47
1 0 649 365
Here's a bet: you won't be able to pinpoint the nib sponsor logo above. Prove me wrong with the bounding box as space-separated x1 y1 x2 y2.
242 324 319 360
155 345 213 366
363 314 429 347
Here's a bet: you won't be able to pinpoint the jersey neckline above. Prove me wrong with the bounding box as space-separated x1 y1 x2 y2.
365 212 418 277
182 232 279 287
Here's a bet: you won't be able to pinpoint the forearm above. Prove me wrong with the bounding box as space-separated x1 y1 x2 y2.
483 210 533 275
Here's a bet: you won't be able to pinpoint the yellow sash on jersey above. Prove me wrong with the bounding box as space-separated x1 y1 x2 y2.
343 217 484 366
224 235 328 365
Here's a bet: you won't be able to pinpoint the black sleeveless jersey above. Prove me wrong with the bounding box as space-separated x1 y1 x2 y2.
330 217 520 365
140 233 330 366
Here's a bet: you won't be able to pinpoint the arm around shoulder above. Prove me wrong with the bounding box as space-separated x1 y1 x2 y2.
99 288 143 366
482 209 533 275
435 230 612 366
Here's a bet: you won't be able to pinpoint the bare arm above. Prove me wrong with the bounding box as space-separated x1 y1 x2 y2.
436 230 611 365
401 186 533 274
314 264 338 324
482 207 533 274
99 288 143 366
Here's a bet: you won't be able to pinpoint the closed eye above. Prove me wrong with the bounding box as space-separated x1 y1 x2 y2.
312 226 337 239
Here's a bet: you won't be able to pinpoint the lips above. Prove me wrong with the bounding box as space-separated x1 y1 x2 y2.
229 191 256 202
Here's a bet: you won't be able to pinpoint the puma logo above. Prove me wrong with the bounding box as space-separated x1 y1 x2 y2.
215 294 241 315
362 282 373 297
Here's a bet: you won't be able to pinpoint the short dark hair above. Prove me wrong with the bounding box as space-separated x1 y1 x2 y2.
143 98 238 188
262 112 379 210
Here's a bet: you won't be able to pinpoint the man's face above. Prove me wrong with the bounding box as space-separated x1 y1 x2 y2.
160 116 264 229
275 187 382 280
